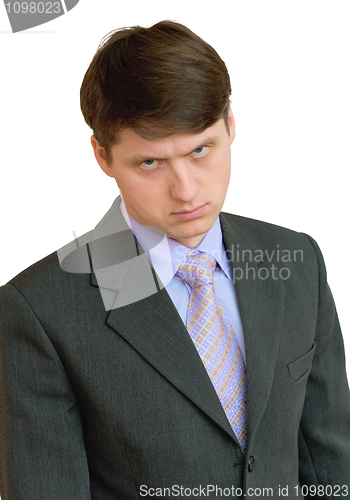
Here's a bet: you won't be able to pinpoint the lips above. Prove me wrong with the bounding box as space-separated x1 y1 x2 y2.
171 204 207 221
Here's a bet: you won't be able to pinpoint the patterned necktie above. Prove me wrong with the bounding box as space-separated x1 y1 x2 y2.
176 249 247 452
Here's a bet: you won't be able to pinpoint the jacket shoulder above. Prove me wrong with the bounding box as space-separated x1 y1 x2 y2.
3 229 94 304
219 211 327 279
220 211 315 249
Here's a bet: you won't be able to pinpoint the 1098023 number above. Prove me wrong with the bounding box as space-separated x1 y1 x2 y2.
5 2 62 14
294 484 349 497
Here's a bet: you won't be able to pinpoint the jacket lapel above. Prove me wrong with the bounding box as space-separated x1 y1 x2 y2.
106 290 237 442
220 213 285 446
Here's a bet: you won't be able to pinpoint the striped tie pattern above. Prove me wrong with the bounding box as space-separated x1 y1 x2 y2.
177 249 247 452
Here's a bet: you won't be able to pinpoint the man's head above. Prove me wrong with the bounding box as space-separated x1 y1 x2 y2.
81 21 235 248
80 20 232 164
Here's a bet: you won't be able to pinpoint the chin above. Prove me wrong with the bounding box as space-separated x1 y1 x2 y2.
170 220 213 243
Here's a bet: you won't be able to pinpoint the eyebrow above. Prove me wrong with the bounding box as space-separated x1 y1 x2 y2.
127 135 219 164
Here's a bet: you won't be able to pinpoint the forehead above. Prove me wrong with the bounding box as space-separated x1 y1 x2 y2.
111 119 227 162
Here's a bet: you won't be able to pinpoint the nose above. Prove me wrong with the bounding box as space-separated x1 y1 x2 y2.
169 160 199 202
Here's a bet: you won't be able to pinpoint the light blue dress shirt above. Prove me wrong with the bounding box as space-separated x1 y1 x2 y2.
120 201 246 362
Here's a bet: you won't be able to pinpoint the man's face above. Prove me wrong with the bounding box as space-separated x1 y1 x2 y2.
92 109 235 248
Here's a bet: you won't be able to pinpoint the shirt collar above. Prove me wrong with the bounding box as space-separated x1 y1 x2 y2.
120 199 232 286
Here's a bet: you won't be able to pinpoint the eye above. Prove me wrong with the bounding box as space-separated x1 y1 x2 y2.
140 159 161 169
191 146 210 158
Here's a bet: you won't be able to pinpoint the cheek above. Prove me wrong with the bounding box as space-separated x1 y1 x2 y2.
210 154 231 187
121 177 164 212
115 172 144 198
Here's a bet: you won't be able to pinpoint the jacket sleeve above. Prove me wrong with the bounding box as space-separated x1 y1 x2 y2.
298 234 350 497
0 284 91 500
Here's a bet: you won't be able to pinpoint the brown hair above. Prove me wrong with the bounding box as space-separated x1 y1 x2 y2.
80 20 231 164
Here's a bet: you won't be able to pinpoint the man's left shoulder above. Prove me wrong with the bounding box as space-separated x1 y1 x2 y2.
220 212 313 245
219 211 326 276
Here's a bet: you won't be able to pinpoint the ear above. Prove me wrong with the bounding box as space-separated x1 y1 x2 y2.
91 136 114 177
227 105 236 144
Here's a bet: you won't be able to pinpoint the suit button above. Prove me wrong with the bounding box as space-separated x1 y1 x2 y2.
248 456 255 472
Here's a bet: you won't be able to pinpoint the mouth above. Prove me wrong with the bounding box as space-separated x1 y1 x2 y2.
171 204 207 221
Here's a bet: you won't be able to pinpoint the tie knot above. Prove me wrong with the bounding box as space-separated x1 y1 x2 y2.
176 250 216 288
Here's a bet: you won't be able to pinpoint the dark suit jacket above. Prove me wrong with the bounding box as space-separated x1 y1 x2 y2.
0 198 349 499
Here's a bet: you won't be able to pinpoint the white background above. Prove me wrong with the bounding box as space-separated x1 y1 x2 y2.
0 0 349 383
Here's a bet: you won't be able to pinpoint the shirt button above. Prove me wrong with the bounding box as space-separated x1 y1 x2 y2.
248 456 255 472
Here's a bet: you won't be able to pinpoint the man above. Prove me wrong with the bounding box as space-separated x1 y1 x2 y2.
0 20 349 500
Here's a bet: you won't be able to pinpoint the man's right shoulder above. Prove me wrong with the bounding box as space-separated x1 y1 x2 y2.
2 196 126 296
1 228 95 303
